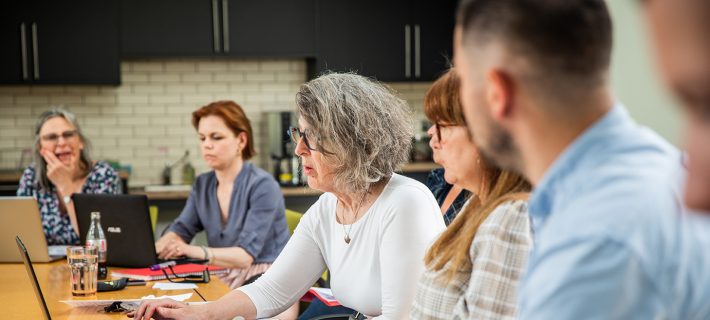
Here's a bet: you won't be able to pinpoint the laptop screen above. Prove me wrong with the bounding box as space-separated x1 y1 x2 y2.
72 194 158 268
15 236 52 320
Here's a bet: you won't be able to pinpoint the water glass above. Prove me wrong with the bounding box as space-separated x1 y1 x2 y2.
66 246 98 296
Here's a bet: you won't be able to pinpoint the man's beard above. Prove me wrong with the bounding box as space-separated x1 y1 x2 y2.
477 119 523 175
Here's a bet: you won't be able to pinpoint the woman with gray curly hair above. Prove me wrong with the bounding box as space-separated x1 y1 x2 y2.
17 108 120 245
132 73 446 320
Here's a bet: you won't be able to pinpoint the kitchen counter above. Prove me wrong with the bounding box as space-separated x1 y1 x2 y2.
132 162 439 201
0 170 130 182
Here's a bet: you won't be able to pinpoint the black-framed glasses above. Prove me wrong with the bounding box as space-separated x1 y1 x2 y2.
40 130 78 144
104 301 130 313
161 265 210 283
433 123 454 143
288 126 318 152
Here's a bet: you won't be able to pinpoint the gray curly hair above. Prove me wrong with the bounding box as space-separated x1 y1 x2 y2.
296 72 414 194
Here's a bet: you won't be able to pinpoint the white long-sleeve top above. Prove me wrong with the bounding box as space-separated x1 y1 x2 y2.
239 174 446 319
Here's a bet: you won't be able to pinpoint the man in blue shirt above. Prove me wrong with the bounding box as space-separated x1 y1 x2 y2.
453 0 710 318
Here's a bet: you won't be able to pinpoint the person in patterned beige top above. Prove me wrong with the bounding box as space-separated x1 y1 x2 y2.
411 69 533 320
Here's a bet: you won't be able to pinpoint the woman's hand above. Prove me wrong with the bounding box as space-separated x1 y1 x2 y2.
41 150 76 193
128 298 205 320
156 235 202 260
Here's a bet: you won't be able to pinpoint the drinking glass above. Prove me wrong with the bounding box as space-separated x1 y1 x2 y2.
66 246 98 296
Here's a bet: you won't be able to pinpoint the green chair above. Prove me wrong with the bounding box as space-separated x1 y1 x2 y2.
149 205 159 233
285 209 303 235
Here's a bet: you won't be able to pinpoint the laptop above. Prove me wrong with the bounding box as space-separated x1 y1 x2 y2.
16 236 53 320
73 194 159 268
0 197 65 263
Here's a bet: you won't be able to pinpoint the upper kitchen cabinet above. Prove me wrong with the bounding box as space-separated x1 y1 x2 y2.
315 0 457 82
121 0 217 57
121 0 317 58
224 0 316 57
0 0 120 85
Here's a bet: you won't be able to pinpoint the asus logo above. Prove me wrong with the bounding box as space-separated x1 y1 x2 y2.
107 227 121 233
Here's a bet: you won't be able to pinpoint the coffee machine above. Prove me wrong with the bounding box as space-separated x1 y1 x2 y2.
266 112 302 186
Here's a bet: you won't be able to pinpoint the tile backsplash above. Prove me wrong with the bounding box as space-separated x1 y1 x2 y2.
0 59 431 186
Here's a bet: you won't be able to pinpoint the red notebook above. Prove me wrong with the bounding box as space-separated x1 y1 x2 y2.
110 263 228 281
301 287 341 307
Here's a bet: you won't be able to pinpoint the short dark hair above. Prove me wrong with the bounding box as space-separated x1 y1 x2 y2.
457 0 612 85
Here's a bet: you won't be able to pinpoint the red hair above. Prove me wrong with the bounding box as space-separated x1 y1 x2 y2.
192 100 256 160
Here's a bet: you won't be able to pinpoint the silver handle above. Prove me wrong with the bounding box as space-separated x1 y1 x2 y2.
20 23 28 80
404 25 411 78
212 0 221 52
414 24 421 78
222 0 229 53
32 23 39 80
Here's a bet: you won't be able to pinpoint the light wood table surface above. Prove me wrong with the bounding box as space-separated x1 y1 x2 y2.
0 261 231 319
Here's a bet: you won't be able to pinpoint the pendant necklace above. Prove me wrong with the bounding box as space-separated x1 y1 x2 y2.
340 189 369 244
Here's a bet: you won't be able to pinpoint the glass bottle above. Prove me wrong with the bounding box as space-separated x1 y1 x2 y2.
182 150 195 185
85 211 108 279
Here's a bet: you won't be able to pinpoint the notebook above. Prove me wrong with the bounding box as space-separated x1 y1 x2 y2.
16 236 53 320
110 263 228 281
73 194 158 268
301 287 341 307
0 197 65 263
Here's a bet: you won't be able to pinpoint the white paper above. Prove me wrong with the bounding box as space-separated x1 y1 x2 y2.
152 282 198 290
60 293 193 308
140 293 193 301
60 299 142 308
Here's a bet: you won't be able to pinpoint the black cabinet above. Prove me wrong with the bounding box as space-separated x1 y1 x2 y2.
225 0 316 57
121 0 317 58
315 0 456 82
0 0 120 85
121 0 218 57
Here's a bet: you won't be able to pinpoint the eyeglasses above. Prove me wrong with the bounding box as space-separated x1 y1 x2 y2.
161 265 211 283
288 126 318 152
40 130 78 144
433 123 455 143
104 301 133 313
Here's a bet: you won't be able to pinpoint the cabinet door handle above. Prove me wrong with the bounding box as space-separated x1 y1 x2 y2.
32 23 39 80
405 25 411 78
414 24 421 78
20 23 28 80
222 0 229 53
212 0 221 52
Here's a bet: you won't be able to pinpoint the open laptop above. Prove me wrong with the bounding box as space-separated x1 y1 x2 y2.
16 236 53 320
73 194 159 268
0 197 65 262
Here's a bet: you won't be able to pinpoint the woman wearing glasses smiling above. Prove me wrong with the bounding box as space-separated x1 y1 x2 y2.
132 73 446 320
17 108 120 245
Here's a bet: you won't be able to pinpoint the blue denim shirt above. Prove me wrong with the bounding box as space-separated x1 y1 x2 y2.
519 105 710 319
169 162 289 263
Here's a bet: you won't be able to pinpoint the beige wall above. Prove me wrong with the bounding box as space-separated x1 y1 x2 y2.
0 59 431 186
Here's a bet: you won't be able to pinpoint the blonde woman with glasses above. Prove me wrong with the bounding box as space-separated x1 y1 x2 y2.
411 69 533 319
17 107 120 245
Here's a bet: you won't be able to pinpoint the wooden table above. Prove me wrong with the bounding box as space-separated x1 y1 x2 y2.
0 261 230 319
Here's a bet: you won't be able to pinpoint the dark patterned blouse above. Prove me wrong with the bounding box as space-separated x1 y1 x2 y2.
425 168 471 226
17 161 120 245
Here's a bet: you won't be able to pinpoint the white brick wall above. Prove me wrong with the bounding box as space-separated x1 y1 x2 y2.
0 58 431 186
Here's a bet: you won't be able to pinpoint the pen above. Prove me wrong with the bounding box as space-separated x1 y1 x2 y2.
149 261 176 271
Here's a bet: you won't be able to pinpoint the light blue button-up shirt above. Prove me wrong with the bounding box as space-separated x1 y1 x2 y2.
519 105 710 319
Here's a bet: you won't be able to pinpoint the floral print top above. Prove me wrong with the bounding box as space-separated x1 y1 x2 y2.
17 161 120 245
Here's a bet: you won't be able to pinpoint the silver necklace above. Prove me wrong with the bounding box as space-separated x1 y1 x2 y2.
340 189 369 244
